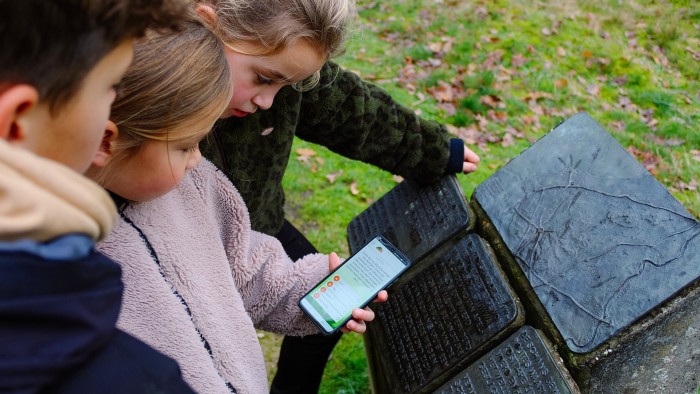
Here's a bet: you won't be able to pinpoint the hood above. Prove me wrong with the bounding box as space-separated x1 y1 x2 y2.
0 235 123 392
0 139 116 242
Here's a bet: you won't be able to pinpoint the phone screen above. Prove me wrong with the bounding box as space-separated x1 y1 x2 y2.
299 236 410 334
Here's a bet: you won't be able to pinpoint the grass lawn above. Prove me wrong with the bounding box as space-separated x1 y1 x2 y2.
262 0 699 392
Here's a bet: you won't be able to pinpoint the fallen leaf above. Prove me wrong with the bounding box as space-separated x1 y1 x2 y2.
501 133 515 147
349 181 360 196
627 146 662 176
691 149 700 162
645 134 685 147
612 76 628 86
586 84 600 96
480 94 502 108
433 83 454 102
522 91 553 102
511 53 527 67
296 148 317 157
554 78 568 88
674 180 698 191
428 42 442 52
685 46 700 61
295 147 317 164
609 120 626 132
326 170 343 184
483 50 504 69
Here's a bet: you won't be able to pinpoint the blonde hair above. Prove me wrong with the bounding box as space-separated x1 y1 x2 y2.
95 20 231 182
197 0 356 90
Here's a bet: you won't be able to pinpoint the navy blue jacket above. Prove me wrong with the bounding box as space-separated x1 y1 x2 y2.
0 234 195 393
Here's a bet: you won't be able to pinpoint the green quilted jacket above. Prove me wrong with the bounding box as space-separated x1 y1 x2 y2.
201 61 464 235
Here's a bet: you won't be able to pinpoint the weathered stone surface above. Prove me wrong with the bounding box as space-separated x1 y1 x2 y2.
433 326 579 394
579 280 700 393
472 112 700 354
365 234 523 394
347 175 473 262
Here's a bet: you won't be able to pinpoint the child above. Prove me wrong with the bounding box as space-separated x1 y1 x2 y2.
0 0 194 392
88 19 383 394
195 0 482 392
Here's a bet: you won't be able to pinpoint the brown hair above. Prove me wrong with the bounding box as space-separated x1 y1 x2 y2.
0 0 189 113
197 0 357 90
93 20 232 182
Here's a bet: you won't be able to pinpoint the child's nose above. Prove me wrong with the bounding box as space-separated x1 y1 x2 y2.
252 91 275 111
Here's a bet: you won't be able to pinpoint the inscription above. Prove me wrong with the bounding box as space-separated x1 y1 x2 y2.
434 327 575 394
347 176 470 262
370 235 517 393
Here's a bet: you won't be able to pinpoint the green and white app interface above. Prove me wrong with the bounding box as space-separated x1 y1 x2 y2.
300 238 407 332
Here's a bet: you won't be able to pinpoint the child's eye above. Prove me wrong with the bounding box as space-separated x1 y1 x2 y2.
257 74 274 86
184 145 198 153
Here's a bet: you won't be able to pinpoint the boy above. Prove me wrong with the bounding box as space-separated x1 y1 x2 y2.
0 1 194 392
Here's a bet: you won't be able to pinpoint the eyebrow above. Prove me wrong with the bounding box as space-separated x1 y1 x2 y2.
260 67 295 83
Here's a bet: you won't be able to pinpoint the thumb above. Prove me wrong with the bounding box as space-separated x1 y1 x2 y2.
328 252 341 271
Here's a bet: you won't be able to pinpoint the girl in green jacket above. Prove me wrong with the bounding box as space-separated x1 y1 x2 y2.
195 1 480 392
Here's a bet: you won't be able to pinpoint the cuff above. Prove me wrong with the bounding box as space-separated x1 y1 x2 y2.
445 139 465 174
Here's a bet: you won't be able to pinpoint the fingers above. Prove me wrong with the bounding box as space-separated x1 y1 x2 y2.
342 307 377 334
463 147 481 174
372 290 388 303
354 307 375 323
342 319 366 334
328 252 340 271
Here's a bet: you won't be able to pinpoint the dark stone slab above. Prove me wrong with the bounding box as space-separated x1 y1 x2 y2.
434 326 579 394
347 175 473 262
472 112 700 354
365 234 524 394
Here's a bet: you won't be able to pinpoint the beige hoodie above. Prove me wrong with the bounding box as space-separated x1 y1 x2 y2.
0 139 115 242
97 160 329 394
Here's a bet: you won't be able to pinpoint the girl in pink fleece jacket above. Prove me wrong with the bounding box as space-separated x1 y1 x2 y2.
86 21 385 394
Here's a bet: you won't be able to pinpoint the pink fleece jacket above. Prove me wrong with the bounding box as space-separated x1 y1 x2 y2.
96 160 329 394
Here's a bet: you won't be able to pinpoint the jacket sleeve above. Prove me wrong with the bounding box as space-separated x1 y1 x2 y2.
200 161 329 336
238 232 330 336
295 61 462 183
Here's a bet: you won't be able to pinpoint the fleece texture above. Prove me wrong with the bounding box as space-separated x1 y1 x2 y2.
0 139 116 242
97 160 329 394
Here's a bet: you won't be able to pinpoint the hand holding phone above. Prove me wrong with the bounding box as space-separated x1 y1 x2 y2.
299 236 411 335
326 252 389 334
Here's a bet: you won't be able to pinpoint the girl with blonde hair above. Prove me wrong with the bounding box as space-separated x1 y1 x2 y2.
195 0 481 392
89 19 382 394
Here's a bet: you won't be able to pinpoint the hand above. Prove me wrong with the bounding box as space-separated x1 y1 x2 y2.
327 252 389 334
462 146 481 174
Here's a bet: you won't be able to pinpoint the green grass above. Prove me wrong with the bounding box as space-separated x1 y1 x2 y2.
274 0 700 392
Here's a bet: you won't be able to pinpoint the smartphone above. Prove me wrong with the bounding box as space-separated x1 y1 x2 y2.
298 235 411 335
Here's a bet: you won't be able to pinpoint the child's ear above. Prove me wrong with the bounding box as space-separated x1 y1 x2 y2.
195 4 218 27
91 120 120 168
0 84 39 142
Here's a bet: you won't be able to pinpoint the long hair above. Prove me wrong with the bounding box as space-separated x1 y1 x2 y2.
93 20 232 183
